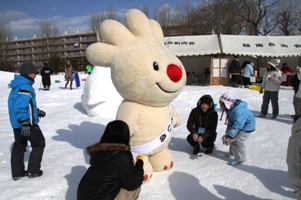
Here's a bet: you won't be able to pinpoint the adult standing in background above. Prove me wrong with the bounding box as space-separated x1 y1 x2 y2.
280 63 292 86
64 60 74 90
292 65 301 121
230 56 241 88
259 58 284 119
40 62 53 90
242 61 254 88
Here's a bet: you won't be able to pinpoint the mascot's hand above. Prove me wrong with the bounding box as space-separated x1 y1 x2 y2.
136 154 144 162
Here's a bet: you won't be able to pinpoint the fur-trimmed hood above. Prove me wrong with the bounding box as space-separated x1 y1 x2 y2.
87 143 129 154
87 143 131 168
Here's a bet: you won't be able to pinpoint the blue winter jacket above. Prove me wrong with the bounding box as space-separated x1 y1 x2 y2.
8 74 39 128
243 64 254 78
226 100 256 138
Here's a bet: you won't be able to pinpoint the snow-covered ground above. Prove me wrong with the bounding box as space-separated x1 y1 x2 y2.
0 70 296 200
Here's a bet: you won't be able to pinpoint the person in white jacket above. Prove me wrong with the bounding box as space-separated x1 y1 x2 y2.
286 115 301 200
259 58 285 119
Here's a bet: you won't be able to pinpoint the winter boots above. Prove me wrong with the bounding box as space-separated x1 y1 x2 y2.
204 146 214 155
28 170 43 178
193 143 200 154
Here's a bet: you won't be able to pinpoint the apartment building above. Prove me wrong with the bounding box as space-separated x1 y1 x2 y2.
2 31 98 71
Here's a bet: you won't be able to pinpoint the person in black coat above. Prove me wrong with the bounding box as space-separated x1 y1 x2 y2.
77 120 144 200
40 63 53 90
229 56 241 87
186 95 218 155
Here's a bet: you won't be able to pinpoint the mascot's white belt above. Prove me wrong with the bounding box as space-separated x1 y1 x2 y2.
131 113 173 156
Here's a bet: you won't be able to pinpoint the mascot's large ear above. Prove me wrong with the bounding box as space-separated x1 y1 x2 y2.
101 19 135 45
149 19 164 42
124 9 162 40
86 43 116 67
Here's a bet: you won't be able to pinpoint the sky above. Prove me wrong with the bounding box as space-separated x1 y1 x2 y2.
0 69 297 200
0 0 200 40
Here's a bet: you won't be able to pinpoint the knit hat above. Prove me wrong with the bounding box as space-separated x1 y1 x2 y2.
220 92 235 109
19 62 39 75
267 59 280 68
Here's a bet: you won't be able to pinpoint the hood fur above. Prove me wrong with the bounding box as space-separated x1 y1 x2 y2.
87 143 129 154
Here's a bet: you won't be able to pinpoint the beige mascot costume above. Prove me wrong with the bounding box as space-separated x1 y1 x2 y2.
85 9 186 182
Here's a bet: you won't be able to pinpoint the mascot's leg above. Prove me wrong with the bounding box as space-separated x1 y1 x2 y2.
138 155 153 183
149 148 173 172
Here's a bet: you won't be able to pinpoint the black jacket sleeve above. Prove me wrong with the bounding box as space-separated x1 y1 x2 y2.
117 152 144 191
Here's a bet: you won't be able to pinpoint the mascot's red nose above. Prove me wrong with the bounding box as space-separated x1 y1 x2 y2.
167 64 182 82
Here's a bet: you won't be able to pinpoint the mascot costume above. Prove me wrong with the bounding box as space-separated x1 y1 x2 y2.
85 9 186 182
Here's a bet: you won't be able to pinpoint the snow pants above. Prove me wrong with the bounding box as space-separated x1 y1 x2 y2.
229 131 250 163
231 74 241 87
261 91 279 116
11 124 45 178
243 77 251 86
116 187 141 200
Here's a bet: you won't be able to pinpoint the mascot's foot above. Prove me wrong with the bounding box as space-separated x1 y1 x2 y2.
149 149 173 172
140 156 153 183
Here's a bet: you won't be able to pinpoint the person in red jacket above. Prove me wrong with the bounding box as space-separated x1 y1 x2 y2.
281 63 292 86
77 120 144 200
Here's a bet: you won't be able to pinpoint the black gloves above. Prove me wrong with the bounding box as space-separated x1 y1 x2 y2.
21 121 31 137
38 109 46 118
259 87 264 94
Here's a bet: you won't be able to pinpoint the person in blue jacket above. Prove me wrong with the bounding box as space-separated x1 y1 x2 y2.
241 61 254 88
219 92 256 166
8 62 46 180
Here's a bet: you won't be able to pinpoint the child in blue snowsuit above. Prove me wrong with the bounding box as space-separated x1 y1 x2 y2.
219 92 256 166
8 62 46 180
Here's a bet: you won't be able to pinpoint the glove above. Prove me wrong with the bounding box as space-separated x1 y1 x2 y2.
136 155 144 162
38 109 46 118
259 87 263 94
21 121 31 137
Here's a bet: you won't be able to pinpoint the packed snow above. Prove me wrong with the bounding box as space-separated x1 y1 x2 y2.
0 69 296 200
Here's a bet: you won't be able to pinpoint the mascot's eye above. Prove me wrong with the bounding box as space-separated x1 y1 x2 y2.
153 62 159 71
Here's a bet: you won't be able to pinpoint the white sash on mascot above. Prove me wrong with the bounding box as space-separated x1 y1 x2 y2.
131 108 173 156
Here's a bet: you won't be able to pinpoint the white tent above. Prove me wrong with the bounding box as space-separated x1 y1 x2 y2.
164 34 301 58
220 34 301 57
164 35 220 56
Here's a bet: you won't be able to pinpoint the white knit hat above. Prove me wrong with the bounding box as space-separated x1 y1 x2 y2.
267 59 280 68
220 92 235 109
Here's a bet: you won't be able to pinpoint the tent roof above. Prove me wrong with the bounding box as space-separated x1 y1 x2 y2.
164 35 220 56
219 34 301 57
164 34 301 57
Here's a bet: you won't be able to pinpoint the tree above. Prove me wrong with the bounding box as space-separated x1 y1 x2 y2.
0 21 14 71
47 54 64 74
38 21 59 38
89 8 120 42
153 3 173 35
274 0 301 35
189 0 244 35
37 21 60 68
170 0 194 35
233 0 278 35
141 3 150 18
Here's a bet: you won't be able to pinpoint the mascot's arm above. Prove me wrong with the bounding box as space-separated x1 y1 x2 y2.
170 105 180 127
116 101 140 137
